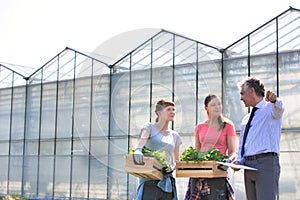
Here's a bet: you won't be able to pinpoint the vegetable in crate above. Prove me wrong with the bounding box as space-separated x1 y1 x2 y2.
179 146 228 162
129 146 170 168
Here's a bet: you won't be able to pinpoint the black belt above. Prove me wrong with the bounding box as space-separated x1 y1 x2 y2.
244 152 278 160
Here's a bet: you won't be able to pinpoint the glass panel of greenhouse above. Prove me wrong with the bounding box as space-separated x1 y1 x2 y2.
0 7 300 200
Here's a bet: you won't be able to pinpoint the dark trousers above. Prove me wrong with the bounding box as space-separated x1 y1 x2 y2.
142 180 174 200
186 178 228 200
203 178 228 200
244 154 280 200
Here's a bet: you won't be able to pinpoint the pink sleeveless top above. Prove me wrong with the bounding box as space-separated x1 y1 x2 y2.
195 121 236 155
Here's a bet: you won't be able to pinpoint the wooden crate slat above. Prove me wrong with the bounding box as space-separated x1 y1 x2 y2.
125 154 163 180
175 161 227 178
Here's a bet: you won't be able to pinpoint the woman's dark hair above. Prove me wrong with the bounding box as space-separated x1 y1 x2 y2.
204 94 226 130
155 98 175 122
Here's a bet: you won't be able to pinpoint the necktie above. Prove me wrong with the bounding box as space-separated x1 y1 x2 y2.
241 107 258 157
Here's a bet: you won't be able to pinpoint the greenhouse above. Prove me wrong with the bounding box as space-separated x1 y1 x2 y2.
0 6 300 200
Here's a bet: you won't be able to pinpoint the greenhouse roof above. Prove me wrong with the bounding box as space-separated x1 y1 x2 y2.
0 62 35 87
225 6 300 57
0 7 299 88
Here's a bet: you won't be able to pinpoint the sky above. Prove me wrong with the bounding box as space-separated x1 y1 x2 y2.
0 0 300 68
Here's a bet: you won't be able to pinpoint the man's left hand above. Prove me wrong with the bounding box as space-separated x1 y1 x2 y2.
217 158 231 171
266 90 277 103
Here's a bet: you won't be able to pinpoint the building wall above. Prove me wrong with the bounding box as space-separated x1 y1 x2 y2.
0 50 300 199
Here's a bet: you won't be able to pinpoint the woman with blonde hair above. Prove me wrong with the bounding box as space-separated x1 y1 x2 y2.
133 98 182 200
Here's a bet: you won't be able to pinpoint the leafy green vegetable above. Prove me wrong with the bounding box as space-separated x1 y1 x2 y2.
179 146 228 162
129 146 169 168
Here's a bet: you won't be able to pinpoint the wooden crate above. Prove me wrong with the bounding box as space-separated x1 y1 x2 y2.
125 154 163 180
175 161 227 178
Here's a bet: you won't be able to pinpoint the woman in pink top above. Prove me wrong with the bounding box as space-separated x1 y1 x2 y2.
185 94 236 200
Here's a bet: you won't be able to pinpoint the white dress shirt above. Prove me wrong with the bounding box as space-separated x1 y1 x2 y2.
238 99 284 163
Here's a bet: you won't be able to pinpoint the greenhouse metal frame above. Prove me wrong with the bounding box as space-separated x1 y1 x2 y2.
0 6 300 200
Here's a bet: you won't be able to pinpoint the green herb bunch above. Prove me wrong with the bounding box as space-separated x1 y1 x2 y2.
1 194 28 200
129 146 170 168
179 146 228 162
